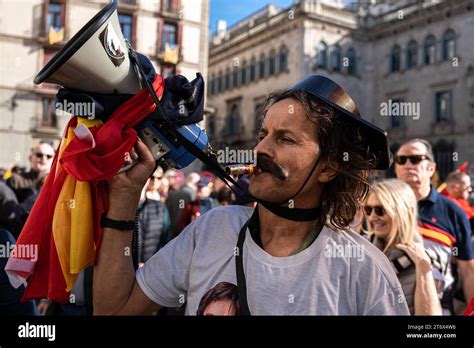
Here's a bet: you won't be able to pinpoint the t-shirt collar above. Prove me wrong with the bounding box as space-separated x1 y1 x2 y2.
422 184 439 204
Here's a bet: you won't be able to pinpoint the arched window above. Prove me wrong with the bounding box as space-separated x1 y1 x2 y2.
316 41 327 69
250 57 256 82
279 45 288 72
442 29 456 60
406 40 418 69
331 45 341 72
259 53 266 79
346 47 356 75
424 35 436 65
268 50 276 76
390 45 401 72
241 61 247 85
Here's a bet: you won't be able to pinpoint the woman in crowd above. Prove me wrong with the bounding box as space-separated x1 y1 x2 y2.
364 179 442 315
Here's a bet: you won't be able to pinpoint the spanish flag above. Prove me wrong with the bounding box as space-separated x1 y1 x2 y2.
5 76 165 302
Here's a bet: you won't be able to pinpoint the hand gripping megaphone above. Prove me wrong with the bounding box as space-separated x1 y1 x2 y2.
34 1 208 171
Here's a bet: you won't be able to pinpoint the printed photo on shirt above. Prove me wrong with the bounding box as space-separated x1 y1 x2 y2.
196 282 240 316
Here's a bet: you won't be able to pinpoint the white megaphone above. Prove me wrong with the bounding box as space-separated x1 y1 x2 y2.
34 1 141 94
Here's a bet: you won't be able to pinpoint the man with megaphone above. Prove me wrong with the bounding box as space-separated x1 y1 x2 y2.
93 75 410 315
6 2 409 315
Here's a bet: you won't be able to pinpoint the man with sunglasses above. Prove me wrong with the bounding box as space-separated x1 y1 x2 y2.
395 139 474 315
6 142 55 204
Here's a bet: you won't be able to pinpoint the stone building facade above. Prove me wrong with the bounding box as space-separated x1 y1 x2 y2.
207 0 474 179
0 0 209 170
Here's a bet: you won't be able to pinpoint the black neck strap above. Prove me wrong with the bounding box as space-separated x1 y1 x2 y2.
235 214 253 316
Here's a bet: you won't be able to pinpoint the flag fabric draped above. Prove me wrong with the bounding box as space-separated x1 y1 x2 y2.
5 75 165 302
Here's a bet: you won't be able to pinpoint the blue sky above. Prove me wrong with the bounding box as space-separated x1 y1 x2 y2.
209 0 293 34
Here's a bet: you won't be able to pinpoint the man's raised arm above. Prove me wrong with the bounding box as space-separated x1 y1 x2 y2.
93 139 160 315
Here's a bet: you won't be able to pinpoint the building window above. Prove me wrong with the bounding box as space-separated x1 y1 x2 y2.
41 97 57 128
390 99 405 129
406 40 418 69
390 45 401 72
118 14 133 43
433 140 454 181
47 2 64 31
227 104 240 135
224 68 230 91
217 71 223 93
250 57 256 82
254 102 264 136
206 115 216 137
259 54 266 79
346 47 356 75
434 91 452 123
442 29 456 61
331 45 341 72
241 61 247 85
317 41 327 69
162 22 177 51
424 35 436 65
279 46 288 72
208 74 215 96
232 67 239 88
268 50 276 76
162 0 178 13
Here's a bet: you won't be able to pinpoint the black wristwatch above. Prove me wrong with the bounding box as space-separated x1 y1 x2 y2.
100 213 135 231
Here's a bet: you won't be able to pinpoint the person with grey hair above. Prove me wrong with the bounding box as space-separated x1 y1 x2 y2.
6 142 55 212
395 138 474 314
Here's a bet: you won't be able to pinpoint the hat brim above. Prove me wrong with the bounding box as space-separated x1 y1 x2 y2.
291 77 392 170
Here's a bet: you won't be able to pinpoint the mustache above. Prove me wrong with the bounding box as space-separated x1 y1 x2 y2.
256 155 288 180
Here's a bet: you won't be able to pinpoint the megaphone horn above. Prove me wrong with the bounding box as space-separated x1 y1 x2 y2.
34 1 140 94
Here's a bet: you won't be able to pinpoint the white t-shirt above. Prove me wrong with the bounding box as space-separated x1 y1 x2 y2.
136 205 409 315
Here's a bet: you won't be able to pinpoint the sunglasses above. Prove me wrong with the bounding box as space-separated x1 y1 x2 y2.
394 155 431 165
35 153 53 160
364 205 386 217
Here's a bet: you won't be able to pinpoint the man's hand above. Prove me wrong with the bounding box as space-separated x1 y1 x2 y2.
107 138 156 220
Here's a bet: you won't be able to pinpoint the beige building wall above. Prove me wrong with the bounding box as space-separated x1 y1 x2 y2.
0 0 209 170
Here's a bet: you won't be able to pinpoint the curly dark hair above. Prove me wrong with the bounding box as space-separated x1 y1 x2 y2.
256 89 375 230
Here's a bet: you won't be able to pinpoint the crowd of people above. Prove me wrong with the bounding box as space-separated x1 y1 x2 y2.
0 136 473 316
0 142 253 315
